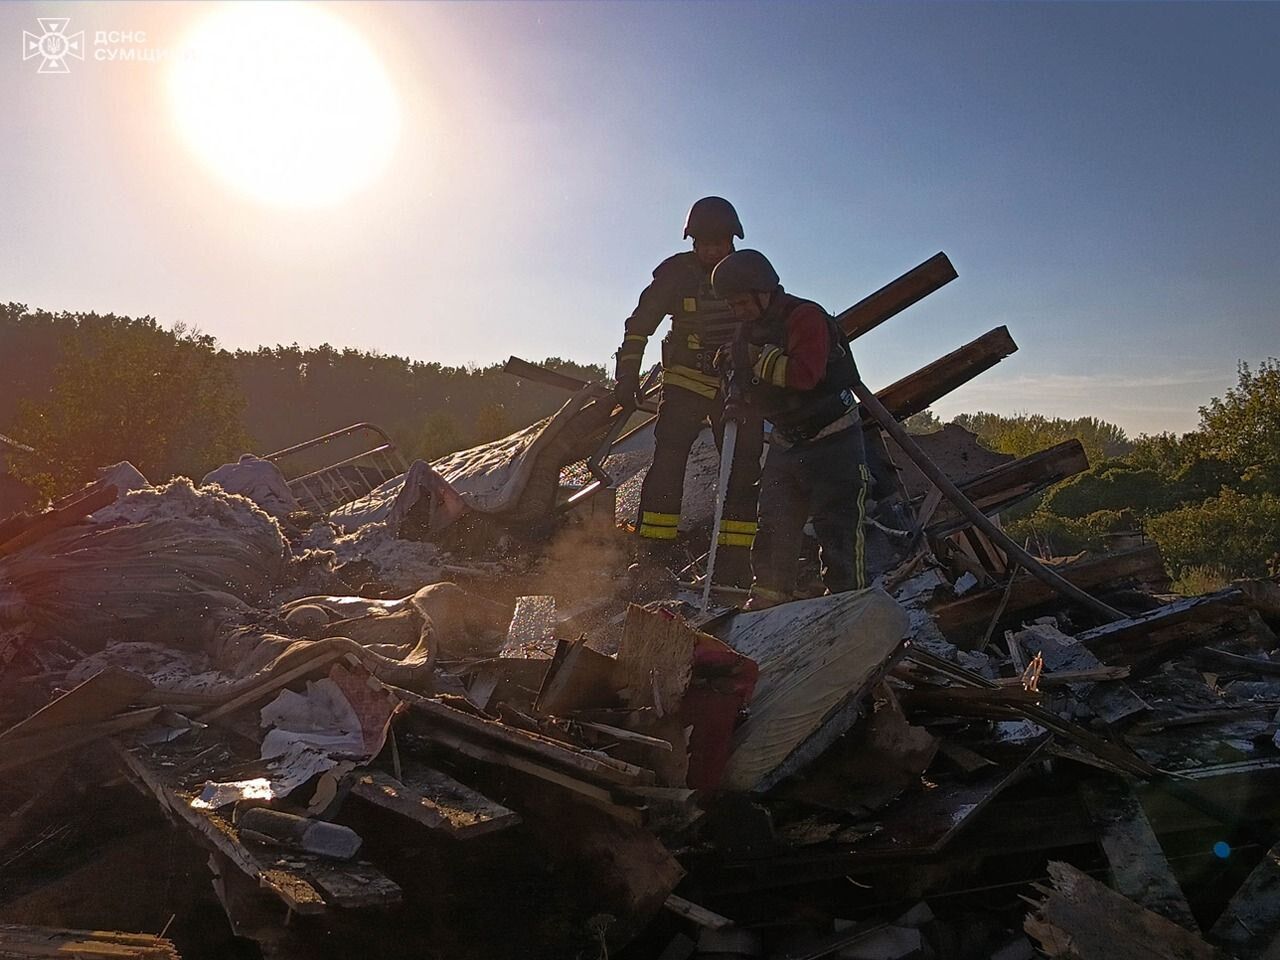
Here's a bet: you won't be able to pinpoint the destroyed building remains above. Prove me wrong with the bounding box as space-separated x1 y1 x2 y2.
3 253 1280 960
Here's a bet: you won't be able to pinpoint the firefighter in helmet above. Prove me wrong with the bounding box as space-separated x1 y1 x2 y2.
613 197 763 584
710 249 870 610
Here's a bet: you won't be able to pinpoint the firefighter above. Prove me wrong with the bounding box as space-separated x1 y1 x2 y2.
710 249 870 610
613 197 763 583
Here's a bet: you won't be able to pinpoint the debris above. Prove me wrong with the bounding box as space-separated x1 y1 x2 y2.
236 807 363 860
0 924 180 960
1025 861 1231 959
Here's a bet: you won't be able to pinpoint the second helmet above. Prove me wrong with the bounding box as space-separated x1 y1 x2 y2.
711 249 780 299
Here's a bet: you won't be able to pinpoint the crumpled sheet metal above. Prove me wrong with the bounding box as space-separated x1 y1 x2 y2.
328 459 467 536
718 587 911 793
430 384 609 515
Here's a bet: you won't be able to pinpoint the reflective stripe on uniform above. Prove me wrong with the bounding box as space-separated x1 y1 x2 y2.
662 364 720 399
717 532 755 548
638 510 679 540
719 518 758 534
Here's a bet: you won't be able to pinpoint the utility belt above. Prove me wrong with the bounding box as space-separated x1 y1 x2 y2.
769 409 860 450
662 327 736 376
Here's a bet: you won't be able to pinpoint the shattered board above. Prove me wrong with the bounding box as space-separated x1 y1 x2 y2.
718 588 910 792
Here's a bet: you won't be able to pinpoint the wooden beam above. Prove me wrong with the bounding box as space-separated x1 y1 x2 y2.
923 439 1091 536
1079 780 1198 932
0 483 118 557
837 252 958 341
503 357 590 392
1078 589 1252 671
930 545 1167 638
0 925 180 960
872 326 1019 422
111 741 329 917
350 762 521 839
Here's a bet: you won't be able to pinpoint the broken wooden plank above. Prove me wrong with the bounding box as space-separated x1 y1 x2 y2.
924 439 1091 537
615 605 698 716
110 740 329 916
1079 779 1198 932
1078 589 1253 672
0 925 180 960
0 708 162 774
196 647 348 723
873 326 1019 422
396 686 653 785
931 545 1167 639
1208 841 1280 958
502 356 590 392
534 639 620 716
0 667 153 742
297 859 402 911
836 251 958 341
1026 861 1231 959
0 483 118 558
663 894 733 930
1194 647 1280 678
350 762 520 839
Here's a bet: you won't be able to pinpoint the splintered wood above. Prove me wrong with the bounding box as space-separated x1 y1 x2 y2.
0 925 179 960
615 606 697 718
1025 862 1230 960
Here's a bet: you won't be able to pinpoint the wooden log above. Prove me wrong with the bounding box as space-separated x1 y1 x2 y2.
836 252 958 341
930 545 1168 639
872 326 1019 422
1079 780 1198 932
1026 861 1231 959
350 762 521 839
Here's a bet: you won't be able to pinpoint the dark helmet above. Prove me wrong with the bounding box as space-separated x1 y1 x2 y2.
683 196 744 240
712 249 780 299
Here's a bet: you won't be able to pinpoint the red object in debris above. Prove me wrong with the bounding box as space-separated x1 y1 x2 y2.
682 635 758 791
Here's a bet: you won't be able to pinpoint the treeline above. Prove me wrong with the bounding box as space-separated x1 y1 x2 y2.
909 361 1280 588
0 304 604 497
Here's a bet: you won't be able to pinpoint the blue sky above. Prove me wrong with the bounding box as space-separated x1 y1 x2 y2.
1 1 1276 435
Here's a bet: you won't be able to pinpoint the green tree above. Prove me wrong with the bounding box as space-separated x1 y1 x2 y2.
474 403 512 443
903 408 942 435
1197 359 1280 494
10 319 247 498
951 411 1132 466
1146 489 1280 580
414 411 464 461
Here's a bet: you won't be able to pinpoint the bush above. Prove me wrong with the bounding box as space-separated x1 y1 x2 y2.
1006 508 1128 556
1145 489 1280 579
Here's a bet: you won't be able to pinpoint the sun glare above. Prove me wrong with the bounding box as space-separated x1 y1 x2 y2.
168 3 401 209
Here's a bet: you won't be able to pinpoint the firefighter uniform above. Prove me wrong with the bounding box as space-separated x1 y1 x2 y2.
711 251 870 608
615 251 764 559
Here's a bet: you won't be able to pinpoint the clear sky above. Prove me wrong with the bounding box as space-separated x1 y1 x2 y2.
2 1 1276 436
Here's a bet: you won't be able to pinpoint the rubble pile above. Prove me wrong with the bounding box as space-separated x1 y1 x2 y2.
4 254 1280 960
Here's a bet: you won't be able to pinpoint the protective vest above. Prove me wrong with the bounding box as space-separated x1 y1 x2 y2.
664 255 742 374
744 292 860 443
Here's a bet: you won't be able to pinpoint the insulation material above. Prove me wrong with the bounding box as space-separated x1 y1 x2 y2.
328 459 468 536
201 454 300 519
719 588 910 792
431 385 608 514
298 520 446 594
0 479 290 651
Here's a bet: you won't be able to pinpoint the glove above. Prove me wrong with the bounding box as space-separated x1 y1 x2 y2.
614 365 640 409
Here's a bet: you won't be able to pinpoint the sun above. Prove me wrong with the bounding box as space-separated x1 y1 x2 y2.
168 3 401 209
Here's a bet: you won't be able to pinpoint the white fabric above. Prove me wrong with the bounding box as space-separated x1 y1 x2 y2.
201 454 300 519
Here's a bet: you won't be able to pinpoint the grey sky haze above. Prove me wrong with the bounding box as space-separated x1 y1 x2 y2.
1 0 1276 436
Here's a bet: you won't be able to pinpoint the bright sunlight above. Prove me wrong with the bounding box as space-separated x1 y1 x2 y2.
168 3 401 209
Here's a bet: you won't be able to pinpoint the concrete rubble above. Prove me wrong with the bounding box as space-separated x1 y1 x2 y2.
3 254 1280 960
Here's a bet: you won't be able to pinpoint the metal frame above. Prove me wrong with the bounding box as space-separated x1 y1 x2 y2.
264 422 409 514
